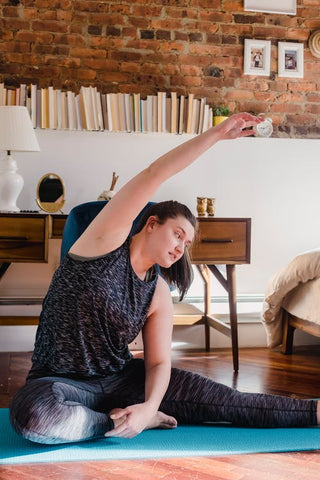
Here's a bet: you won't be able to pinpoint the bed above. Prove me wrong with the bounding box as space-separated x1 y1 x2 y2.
262 248 320 353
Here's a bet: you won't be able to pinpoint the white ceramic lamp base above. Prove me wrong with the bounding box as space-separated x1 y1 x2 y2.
0 152 24 212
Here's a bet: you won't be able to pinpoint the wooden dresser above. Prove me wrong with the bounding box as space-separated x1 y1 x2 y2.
0 213 251 371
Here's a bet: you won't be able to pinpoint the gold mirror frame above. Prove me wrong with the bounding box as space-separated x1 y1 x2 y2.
36 172 65 213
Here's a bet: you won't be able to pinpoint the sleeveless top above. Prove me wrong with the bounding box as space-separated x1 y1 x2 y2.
28 238 158 379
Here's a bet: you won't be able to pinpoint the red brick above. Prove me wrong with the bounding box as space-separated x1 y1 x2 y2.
165 7 198 19
132 6 162 17
127 40 158 51
109 4 131 15
269 81 288 92
286 113 317 124
238 101 272 113
200 11 233 23
288 82 317 92
306 93 320 102
305 104 320 114
73 1 108 13
180 54 213 67
57 10 72 22
181 76 202 86
270 103 303 113
195 0 221 8
276 92 304 103
181 65 203 76
4 18 30 30
151 19 183 30
120 62 143 73
67 68 97 81
69 47 106 58
159 41 185 53
253 91 276 102
252 26 287 38
53 34 86 46
221 24 253 35
128 17 149 29
236 79 269 91
2 6 19 17
32 20 68 33
90 13 125 26
223 0 244 12
23 8 42 20
162 64 181 75
287 28 310 41
189 44 222 56
39 10 57 20
225 89 254 100
265 15 298 28
82 58 116 70
0 29 13 41
44 55 80 68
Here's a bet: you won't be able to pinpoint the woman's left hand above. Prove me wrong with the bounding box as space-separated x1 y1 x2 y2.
214 112 263 140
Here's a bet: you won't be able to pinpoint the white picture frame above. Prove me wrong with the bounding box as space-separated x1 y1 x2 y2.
278 42 304 78
244 0 296 15
243 39 271 76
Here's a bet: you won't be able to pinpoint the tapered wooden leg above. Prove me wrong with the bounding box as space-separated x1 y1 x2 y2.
281 309 295 354
197 265 211 352
226 264 239 372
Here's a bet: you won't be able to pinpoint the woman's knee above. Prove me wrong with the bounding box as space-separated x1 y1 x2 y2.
9 377 70 444
9 377 109 444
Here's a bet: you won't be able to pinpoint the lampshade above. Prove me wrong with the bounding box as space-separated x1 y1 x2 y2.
0 106 40 212
0 106 40 152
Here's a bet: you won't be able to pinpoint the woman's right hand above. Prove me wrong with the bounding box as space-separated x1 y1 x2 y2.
214 112 263 140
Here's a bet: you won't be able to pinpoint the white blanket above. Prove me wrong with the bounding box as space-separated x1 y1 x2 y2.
262 248 320 347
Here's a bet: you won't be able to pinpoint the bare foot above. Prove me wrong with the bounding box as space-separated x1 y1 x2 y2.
145 411 177 430
109 408 177 431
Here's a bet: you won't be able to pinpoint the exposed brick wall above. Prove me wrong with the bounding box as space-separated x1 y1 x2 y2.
0 0 319 137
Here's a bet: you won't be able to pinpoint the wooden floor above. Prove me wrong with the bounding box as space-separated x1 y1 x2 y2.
1 346 320 479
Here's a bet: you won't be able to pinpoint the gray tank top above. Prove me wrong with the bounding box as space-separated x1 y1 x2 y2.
29 238 158 379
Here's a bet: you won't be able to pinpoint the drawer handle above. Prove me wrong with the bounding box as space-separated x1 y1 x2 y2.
0 236 28 241
202 239 233 243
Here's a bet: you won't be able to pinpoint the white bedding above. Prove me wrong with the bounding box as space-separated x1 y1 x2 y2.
262 248 320 347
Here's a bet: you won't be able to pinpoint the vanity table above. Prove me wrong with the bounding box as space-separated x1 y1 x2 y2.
0 213 251 372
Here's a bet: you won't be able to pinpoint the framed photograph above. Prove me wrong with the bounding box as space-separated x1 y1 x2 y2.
244 39 271 76
278 42 304 78
244 0 296 15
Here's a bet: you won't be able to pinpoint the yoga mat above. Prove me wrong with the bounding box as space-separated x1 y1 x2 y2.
1 409 319 465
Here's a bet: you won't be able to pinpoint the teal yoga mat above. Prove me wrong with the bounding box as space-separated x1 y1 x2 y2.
0 409 319 465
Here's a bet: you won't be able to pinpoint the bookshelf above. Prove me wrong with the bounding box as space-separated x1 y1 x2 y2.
0 83 213 136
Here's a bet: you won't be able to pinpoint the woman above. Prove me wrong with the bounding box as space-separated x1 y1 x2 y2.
10 113 319 444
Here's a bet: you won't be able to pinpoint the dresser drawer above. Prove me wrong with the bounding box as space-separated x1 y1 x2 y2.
0 214 50 262
190 218 251 264
51 214 68 239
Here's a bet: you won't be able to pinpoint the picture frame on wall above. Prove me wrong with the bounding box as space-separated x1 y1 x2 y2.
244 0 296 15
278 42 304 78
243 39 271 76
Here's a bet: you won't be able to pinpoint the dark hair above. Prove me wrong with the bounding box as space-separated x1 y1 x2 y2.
134 201 198 300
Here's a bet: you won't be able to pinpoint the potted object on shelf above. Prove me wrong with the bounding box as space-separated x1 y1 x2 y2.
213 105 230 126
97 171 119 201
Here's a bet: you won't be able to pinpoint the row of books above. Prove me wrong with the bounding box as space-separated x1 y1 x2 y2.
0 83 214 135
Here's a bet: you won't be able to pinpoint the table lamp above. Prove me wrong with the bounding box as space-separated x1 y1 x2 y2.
0 105 40 212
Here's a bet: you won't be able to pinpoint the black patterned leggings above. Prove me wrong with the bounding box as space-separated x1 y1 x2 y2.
9 359 317 444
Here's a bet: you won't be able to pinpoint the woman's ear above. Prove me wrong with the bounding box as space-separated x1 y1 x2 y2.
145 215 159 232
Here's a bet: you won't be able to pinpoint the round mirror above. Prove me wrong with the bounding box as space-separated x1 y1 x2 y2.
36 173 65 213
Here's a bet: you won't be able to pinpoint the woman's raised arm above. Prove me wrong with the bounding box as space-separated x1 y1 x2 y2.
70 112 261 256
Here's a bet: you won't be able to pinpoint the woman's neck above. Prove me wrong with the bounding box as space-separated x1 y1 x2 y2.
129 234 154 280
